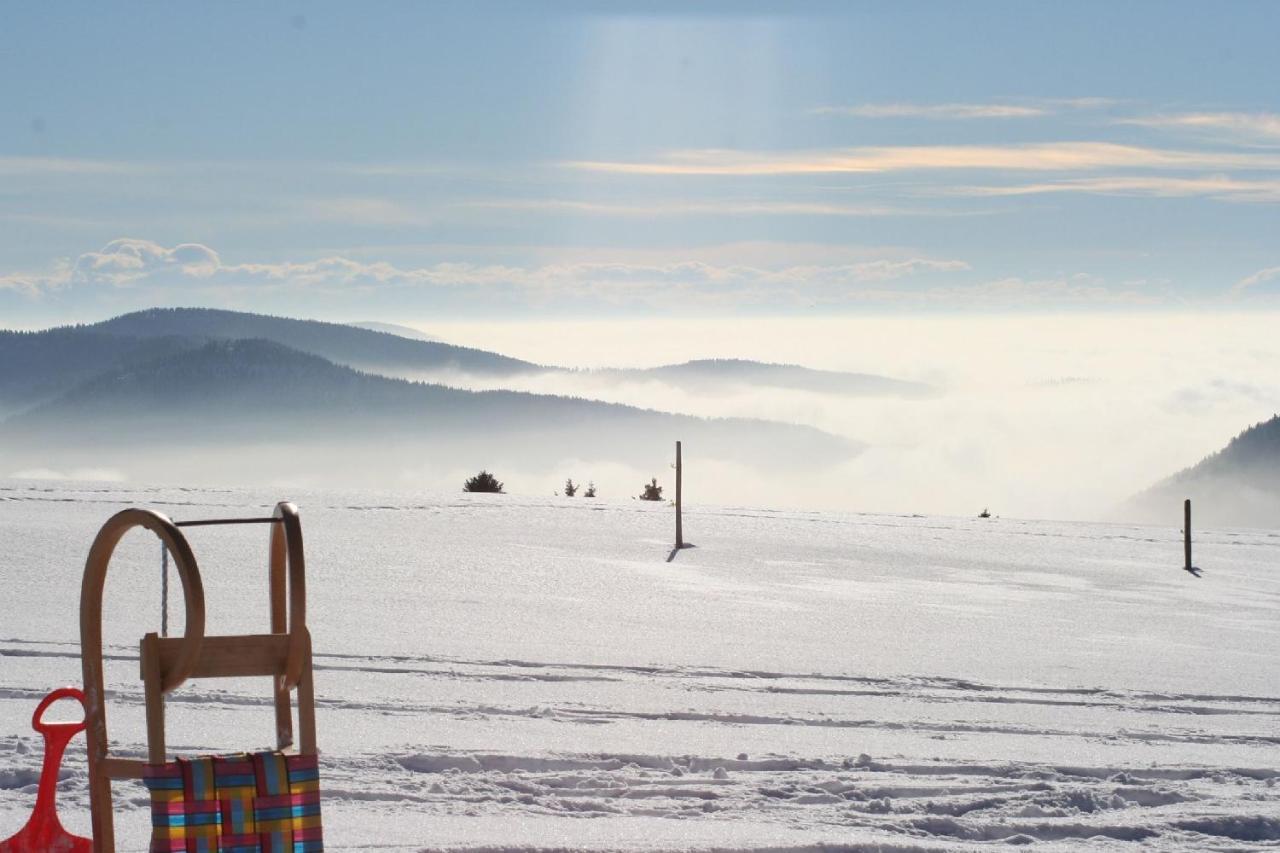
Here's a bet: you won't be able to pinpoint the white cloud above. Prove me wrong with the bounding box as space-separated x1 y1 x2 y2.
922 274 1158 306
0 274 41 296
0 156 146 176
9 239 976 309
1232 265 1280 295
459 199 922 217
812 98 1117 120
7 239 1173 311
72 238 221 285
815 103 1048 119
1123 111 1280 143
938 175 1280 203
296 197 966 222
1042 97 1122 110
566 143 1280 177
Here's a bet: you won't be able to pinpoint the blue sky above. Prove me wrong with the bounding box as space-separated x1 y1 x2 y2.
4 1 1280 326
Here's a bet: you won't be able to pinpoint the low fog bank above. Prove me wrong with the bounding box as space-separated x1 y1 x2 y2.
0 334 856 504
2 448 791 510
416 314 1280 522
1126 477 1280 530
0 427 848 505
5 312 1278 523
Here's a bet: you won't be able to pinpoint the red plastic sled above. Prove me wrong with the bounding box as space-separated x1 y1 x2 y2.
0 687 93 853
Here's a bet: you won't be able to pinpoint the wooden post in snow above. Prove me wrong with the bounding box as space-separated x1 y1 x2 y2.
675 440 684 549
1184 498 1192 572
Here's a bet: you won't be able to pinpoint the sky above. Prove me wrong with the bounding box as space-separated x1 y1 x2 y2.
4 2 1280 518
3 1 1280 326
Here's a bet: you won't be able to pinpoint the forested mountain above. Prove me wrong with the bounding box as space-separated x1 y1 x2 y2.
0 308 916 489
348 321 441 342
613 358 935 397
358 322 935 398
1125 415 1280 528
0 328 196 415
90 307 540 376
73 309 929 397
0 308 541 415
0 338 856 487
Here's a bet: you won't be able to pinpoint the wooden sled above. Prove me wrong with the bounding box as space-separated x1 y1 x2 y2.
80 502 318 852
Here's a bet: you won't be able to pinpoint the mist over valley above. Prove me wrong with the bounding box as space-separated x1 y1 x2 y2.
4 309 1279 524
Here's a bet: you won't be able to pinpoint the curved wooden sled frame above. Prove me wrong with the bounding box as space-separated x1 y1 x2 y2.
80 501 316 852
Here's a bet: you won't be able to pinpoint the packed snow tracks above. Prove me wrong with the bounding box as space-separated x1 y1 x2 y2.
5 639 1274 850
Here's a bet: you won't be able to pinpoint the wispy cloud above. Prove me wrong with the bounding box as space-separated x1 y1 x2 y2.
938 175 1280 203
921 274 1159 307
301 197 438 227
813 98 1118 120
6 239 1186 311
8 238 974 309
327 162 460 177
461 199 936 217
567 143 1280 177
814 103 1048 119
0 212 106 228
1123 111 1280 143
4 238 1177 310
0 156 147 176
0 274 41 296
1042 97 1122 110
1232 265 1280 295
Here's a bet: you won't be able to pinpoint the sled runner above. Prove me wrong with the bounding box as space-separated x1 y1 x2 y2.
80 501 321 852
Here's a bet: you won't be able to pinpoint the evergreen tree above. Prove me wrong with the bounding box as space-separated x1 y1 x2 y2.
584 482 597 498
463 470 504 493
639 478 663 501
564 478 578 497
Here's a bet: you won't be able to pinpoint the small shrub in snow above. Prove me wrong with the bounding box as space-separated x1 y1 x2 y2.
639 478 663 501
463 470 504 493
584 482 597 498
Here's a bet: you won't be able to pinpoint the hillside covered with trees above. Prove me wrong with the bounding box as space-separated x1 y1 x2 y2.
0 317 858 489
1125 415 1280 528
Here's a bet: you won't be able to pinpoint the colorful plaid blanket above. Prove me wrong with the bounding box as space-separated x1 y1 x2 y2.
142 752 322 852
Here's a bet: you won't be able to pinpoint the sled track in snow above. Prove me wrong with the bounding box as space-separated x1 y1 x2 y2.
2 639 1279 850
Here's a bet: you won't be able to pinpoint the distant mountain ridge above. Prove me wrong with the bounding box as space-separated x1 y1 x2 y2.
348 321 442 342
9 338 794 439
90 307 540 376
344 314 932 397
1 309 930 417
0 308 541 416
0 327 193 414
0 328 858 488
1125 415 1280 528
607 358 935 397
36 308 931 400
0 307 942 490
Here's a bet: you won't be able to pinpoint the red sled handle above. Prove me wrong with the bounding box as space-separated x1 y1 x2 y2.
0 687 92 853
32 687 87 738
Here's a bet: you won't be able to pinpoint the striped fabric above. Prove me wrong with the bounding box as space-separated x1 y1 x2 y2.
143 752 322 852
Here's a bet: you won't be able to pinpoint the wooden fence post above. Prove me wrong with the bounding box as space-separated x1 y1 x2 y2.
675 440 684 549
1184 498 1192 572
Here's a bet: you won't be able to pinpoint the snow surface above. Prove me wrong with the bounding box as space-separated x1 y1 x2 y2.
1 479 1278 850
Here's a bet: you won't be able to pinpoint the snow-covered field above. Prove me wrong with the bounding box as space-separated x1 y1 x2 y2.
1 479 1278 850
